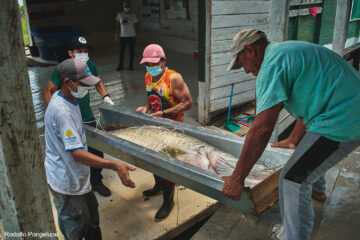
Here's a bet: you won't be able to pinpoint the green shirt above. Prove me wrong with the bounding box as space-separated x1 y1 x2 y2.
51 60 99 121
256 41 360 142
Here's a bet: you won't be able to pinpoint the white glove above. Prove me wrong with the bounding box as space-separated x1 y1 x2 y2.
104 96 114 105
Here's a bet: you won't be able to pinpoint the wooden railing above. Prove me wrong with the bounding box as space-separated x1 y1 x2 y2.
343 43 360 70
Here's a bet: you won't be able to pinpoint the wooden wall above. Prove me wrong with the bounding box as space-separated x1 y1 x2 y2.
288 0 323 43
287 0 360 46
208 0 270 114
319 0 360 45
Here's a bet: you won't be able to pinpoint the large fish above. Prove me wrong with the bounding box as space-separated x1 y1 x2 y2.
111 126 274 187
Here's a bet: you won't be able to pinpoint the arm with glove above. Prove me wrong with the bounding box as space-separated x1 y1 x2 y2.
95 78 114 105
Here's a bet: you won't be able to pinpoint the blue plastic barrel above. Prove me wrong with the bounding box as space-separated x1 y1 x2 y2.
31 26 83 61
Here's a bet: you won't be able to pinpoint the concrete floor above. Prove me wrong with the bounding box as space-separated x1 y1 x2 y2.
27 41 360 240
193 146 360 240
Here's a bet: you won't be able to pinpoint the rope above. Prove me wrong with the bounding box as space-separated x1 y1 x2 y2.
176 185 180 226
95 112 105 132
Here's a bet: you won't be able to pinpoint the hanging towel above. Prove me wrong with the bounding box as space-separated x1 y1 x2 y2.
309 6 318 18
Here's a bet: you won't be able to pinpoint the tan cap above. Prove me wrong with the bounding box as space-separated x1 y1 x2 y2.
227 28 266 71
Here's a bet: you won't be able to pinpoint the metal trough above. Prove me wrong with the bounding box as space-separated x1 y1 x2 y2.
85 105 293 213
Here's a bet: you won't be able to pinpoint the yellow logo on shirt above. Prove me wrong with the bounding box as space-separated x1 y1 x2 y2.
65 130 73 137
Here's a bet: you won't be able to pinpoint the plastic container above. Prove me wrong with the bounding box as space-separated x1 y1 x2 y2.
31 26 83 61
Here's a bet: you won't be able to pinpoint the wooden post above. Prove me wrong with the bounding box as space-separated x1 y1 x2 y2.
268 0 290 41
268 0 294 143
0 0 56 237
197 0 211 124
332 0 352 55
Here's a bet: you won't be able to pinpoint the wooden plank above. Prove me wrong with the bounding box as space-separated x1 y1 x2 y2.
250 169 282 205
289 7 323 17
268 0 289 42
198 0 212 124
211 52 232 66
212 13 269 29
212 1 270 15
211 39 232 53
212 24 269 41
290 0 323 6
158 202 221 240
212 51 232 60
270 109 296 143
211 63 247 78
210 72 254 89
254 188 279 215
210 90 255 112
210 80 255 101
211 64 237 78
332 0 352 55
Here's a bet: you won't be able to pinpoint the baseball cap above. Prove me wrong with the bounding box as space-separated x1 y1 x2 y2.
68 36 88 50
57 59 100 86
227 29 266 71
140 44 165 64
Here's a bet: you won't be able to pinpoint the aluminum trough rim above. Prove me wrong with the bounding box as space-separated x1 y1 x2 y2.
85 125 254 212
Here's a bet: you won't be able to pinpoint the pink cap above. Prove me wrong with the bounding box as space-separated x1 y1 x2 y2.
140 44 165 64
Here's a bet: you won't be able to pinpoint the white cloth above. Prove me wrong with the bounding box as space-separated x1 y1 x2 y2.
116 11 138 37
44 91 91 195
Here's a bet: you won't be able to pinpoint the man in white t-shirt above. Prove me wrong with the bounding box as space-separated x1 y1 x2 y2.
115 1 139 71
44 58 136 240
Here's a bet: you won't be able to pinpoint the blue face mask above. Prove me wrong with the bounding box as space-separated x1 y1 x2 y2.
146 66 163 77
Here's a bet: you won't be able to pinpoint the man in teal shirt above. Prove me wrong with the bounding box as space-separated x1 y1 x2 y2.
43 36 115 197
222 29 360 240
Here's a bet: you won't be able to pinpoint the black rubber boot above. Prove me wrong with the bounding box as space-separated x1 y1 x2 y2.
154 184 175 222
92 182 111 197
143 175 162 197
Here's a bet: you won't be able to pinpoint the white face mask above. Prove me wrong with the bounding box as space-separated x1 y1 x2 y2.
69 81 90 99
74 53 89 63
124 7 130 13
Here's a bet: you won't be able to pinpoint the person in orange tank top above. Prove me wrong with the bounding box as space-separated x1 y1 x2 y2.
136 44 193 222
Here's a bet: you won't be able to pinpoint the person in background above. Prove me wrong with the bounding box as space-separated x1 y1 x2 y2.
137 44 193 221
115 1 139 71
44 58 136 240
43 36 114 197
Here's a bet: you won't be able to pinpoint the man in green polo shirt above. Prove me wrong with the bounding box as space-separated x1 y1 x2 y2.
222 29 360 240
43 36 114 197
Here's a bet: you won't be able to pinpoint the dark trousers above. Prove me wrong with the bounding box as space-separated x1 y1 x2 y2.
50 188 102 240
84 120 104 186
119 37 136 68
